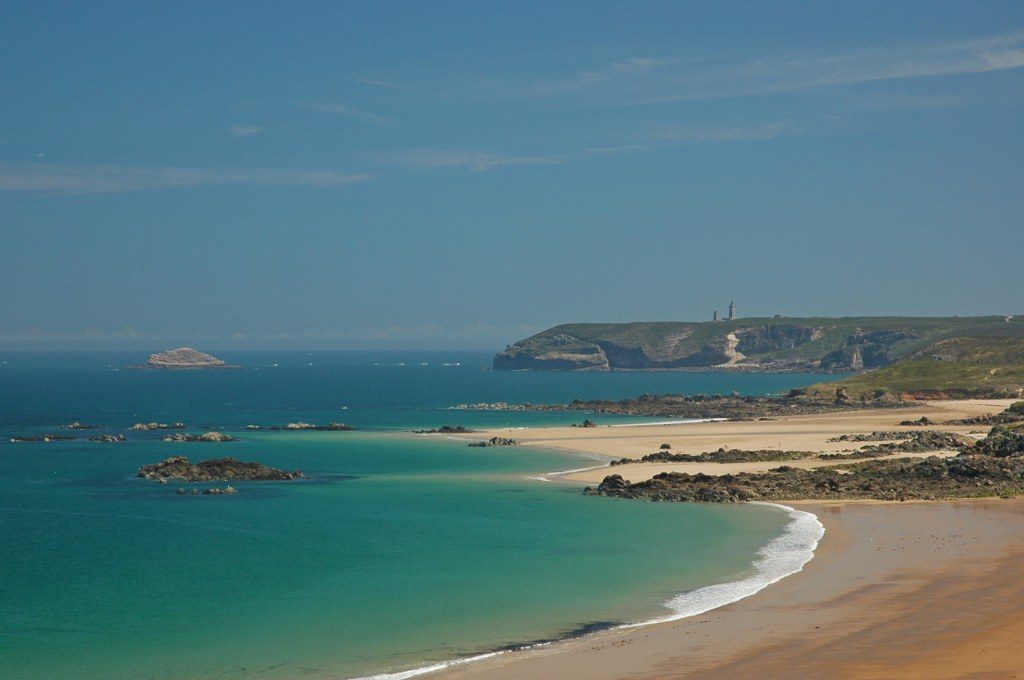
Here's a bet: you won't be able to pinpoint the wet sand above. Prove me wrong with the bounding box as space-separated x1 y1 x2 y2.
441 499 1024 679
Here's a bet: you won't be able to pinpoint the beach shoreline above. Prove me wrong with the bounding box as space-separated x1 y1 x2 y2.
423 399 1024 679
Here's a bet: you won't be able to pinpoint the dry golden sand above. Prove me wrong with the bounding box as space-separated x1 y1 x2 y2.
432 400 1024 679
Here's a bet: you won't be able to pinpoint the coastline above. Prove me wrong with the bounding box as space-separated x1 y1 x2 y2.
414 399 1024 679
437 498 1024 679
357 501 823 680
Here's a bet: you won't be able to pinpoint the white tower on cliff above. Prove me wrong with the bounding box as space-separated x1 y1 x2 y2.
728 301 736 321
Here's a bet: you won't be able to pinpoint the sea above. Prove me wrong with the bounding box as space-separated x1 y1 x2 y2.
0 350 832 679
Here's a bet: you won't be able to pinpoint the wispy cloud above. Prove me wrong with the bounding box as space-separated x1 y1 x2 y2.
644 121 791 143
379 149 566 172
0 162 374 195
299 102 392 125
228 123 266 137
380 121 790 173
522 30 1024 105
354 76 407 90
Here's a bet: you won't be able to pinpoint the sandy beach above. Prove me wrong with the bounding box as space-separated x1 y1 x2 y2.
441 499 1024 679
465 399 1016 483
434 399 1024 679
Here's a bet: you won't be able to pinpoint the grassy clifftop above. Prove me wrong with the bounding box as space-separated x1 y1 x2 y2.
802 336 1024 400
494 316 1024 372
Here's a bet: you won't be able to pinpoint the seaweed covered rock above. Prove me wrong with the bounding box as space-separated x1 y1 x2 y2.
967 425 1024 457
137 456 302 482
468 437 519 447
161 432 236 442
586 453 1024 503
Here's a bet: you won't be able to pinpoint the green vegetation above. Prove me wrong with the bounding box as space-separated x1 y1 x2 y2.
805 337 1024 399
495 315 1024 372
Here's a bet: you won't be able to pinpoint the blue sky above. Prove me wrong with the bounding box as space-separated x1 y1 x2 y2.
1 1 1023 349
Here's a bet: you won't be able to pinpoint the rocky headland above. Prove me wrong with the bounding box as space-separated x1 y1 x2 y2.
494 316 1024 372
137 456 302 482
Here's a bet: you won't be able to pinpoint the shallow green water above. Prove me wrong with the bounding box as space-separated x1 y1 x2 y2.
0 351 827 678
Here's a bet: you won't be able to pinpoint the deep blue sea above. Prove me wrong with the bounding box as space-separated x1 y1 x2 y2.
0 351 832 679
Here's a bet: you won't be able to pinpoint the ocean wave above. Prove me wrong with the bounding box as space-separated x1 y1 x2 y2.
352 502 822 680
626 502 824 626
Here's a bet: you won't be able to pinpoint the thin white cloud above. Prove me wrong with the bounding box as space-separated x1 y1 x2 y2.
644 121 791 143
299 102 392 125
228 123 266 137
521 30 1024 104
383 122 790 173
355 76 407 89
380 149 566 172
0 162 374 195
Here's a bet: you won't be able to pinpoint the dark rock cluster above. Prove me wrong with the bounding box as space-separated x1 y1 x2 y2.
468 437 520 447
138 456 302 482
161 432 236 442
586 425 1024 503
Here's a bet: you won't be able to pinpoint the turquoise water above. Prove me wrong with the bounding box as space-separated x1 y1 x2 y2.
0 351 834 679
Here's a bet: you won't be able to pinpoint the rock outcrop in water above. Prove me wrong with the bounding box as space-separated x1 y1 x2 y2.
265 422 355 431
161 432 236 442
89 434 126 443
61 422 101 430
133 422 186 431
136 348 236 370
138 456 302 482
413 425 476 434
468 437 519 447
9 434 76 442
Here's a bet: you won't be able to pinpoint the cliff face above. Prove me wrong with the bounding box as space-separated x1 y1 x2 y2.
493 316 1024 372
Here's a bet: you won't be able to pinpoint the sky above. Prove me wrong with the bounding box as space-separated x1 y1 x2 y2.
1 1 1023 350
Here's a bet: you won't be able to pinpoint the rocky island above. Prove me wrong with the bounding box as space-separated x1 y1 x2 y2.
137 456 302 482
132 347 238 370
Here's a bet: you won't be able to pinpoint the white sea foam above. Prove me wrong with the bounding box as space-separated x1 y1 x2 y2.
351 502 823 680
622 502 824 626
